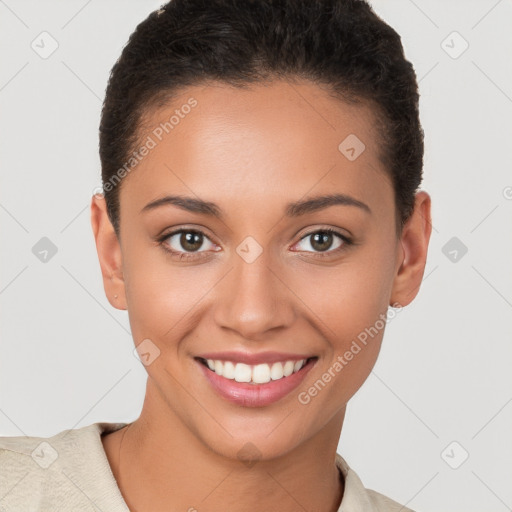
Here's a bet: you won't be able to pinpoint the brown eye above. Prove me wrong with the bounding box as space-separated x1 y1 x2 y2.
160 229 218 257
178 231 203 252
310 231 335 252
294 228 351 255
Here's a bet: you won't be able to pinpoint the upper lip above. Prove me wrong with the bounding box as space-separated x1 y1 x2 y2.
195 351 317 366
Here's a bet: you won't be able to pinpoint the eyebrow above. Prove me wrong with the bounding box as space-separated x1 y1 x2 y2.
140 193 371 218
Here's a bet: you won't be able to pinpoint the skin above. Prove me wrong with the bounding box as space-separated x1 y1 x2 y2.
91 78 431 512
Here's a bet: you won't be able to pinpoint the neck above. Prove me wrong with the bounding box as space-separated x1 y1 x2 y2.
103 380 346 512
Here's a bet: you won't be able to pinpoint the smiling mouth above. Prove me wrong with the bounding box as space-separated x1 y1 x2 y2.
195 356 318 385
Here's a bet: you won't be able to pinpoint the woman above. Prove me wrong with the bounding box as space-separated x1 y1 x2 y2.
0 0 431 510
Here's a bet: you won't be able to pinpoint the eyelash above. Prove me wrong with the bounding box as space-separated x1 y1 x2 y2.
156 227 353 262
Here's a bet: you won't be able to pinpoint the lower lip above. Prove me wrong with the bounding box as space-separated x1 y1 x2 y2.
195 358 317 407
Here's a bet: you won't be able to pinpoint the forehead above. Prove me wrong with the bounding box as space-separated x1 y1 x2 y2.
119 79 392 222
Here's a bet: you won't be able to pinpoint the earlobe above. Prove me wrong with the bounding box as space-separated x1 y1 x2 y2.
389 191 432 308
90 193 126 310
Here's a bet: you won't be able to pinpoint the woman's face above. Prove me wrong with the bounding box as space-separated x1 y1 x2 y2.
92 78 430 461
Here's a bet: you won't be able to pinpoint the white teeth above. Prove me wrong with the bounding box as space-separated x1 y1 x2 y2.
202 358 309 384
252 363 271 384
283 361 295 376
270 362 284 380
234 363 252 383
223 360 236 379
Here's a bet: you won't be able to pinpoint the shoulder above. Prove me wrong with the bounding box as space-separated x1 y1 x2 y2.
366 488 416 512
0 421 105 466
335 452 417 512
0 422 128 511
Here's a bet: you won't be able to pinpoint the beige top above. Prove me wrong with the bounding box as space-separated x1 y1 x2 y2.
0 422 415 511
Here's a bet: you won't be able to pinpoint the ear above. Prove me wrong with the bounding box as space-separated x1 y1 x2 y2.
90 193 126 310
389 190 432 307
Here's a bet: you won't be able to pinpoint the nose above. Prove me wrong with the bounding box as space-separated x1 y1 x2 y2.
212 248 295 340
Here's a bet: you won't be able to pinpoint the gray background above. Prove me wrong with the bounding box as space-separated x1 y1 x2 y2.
1 1 511 511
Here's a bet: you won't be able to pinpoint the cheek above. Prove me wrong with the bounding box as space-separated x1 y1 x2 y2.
292 263 391 409
293 247 395 339
291 241 395 387
121 240 206 345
